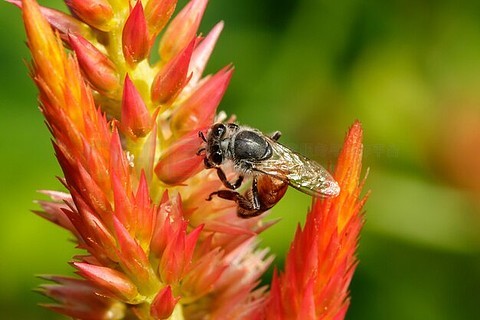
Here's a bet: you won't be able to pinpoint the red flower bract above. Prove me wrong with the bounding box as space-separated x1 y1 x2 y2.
265 121 368 319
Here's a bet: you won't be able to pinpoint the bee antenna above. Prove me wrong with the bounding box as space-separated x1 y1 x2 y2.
198 131 207 142
196 147 206 156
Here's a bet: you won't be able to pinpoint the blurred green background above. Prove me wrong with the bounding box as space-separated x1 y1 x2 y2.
1 0 480 319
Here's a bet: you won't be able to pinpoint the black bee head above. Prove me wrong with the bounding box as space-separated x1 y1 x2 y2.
206 123 228 166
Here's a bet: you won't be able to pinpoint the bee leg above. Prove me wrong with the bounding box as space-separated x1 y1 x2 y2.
236 177 267 218
206 190 257 211
203 157 215 169
196 147 206 155
215 167 244 190
207 178 266 218
270 131 282 141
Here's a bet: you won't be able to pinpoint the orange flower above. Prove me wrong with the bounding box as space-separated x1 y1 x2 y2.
264 121 369 319
14 0 368 319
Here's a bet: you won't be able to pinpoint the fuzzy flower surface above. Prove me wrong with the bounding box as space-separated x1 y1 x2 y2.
13 0 368 319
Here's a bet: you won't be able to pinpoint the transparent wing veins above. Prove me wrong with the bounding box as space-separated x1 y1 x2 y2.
251 138 340 197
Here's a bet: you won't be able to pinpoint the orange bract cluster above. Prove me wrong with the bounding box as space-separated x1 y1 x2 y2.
15 0 368 319
266 122 368 319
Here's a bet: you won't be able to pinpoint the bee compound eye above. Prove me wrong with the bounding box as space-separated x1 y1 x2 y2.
211 151 223 165
212 123 226 138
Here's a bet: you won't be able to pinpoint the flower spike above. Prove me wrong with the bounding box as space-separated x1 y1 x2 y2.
265 121 368 319
15 0 367 318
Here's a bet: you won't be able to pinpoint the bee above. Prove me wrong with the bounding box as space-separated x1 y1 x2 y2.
197 123 340 218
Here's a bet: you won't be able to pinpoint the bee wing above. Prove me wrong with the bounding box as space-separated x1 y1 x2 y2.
252 138 340 197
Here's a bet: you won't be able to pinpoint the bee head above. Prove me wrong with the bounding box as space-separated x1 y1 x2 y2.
204 123 229 166
202 123 241 166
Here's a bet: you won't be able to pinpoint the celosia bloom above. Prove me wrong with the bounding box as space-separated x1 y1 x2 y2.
13 0 368 319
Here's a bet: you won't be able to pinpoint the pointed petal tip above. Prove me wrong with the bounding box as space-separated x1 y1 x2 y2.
73 262 140 301
342 120 364 153
66 0 114 31
159 0 208 60
145 0 178 39
170 65 233 135
22 0 56 50
154 130 204 185
68 32 119 94
189 20 225 83
122 1 150 65
151 37 196 104
348 119 363 139
6 0 20 8
150 286 180 319
121 75 152 138
335 119 365 192
14 0 89 39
